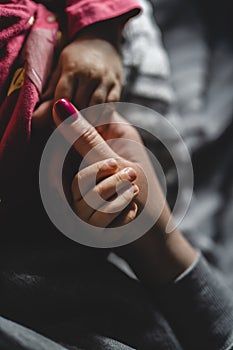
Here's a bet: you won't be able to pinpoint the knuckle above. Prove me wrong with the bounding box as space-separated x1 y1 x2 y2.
62 59 77 72
115 171 125 183
93 183 103 197
64 70 75 80
58 72 74 88
81 67 102 81
107 93 119 103
98 160 112 173
116 71 123 83
81 126 99 147
92 93 104 105
97 162 104 173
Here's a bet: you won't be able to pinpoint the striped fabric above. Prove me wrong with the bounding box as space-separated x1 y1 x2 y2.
122 0 233 287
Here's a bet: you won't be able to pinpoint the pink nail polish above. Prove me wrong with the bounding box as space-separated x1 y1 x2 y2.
54 98 78 122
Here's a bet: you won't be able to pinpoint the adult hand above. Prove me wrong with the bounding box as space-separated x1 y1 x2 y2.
52 98 164 224
52 98 197 287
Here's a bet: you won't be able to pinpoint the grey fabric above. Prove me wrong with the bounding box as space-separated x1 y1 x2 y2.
0 316 136 350
2 252 233 349
122 0 233 287
158 255 233 350
0 316 67 350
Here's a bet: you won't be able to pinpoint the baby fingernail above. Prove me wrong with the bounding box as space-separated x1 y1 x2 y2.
106 159 118 168
131 202 138 213
129 184 139 195
54 98 78 123
123 167 136 180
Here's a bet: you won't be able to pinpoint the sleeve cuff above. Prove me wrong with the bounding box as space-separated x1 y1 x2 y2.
157 253 233 350
174 251 201 283
66 0 141 40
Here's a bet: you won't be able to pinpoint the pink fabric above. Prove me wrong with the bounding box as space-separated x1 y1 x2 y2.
0 3 59 207
65 0 141 40
0 0 37 96
37 0 141 40
0 0 141 208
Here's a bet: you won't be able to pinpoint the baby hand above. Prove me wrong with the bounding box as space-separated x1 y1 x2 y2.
72 158 139 228
32 37 122 128
43 36 123 110
32 20 123 128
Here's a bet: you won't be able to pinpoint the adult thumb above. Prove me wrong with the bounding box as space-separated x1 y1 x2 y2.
53 98 118 164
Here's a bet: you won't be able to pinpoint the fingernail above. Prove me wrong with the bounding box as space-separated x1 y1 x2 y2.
130 202 138 215
128 184 139 195
54 98 78 122
105 159 118 168
123 167 136 180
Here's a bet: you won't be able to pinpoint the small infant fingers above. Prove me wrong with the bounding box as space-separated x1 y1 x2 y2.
89 167 137 204
89 88 108 107
74 76 99 110
72 165 138 226
110 202 138 228
107 83 121 103
88 184 139 227
72 158 118 202
121 202 138 225
54 73 75 103
74 166 137 218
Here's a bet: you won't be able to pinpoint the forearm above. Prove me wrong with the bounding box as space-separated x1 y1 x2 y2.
119 223 233 349
118 226 197 288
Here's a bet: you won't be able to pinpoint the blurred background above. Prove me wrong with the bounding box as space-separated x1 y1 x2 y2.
120 0 233 285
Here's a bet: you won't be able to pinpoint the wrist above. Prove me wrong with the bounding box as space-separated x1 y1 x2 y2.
117 228 197 288
156 230 198 285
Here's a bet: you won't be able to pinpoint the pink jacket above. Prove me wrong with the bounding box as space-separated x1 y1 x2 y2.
0 0 140 210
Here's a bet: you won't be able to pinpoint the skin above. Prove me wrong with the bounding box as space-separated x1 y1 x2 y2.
32 18 123 128
72 159 139 227
31 10 196 289
53 101 197 289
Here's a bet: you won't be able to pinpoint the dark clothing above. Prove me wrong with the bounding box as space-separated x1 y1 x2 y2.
1 254 233 350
